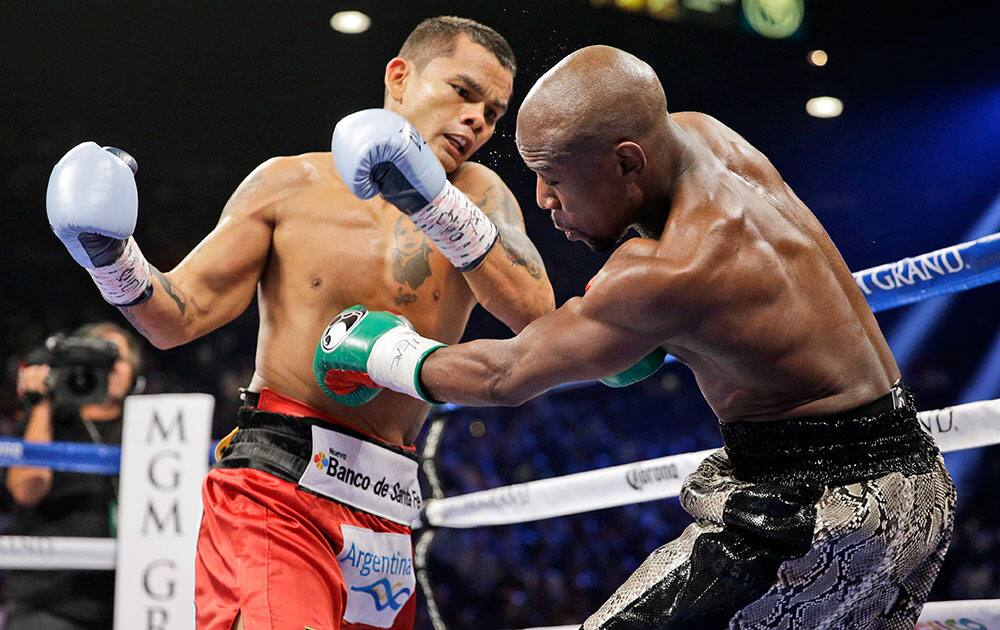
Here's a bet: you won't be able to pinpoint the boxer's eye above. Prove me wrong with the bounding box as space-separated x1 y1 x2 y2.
452 85 469 99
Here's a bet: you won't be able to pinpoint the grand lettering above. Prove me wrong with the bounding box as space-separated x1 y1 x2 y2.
856 247 965 296
116 396 211 630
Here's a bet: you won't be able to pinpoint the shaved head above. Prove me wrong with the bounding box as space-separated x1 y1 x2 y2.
518 47 679 253
517 46 667 157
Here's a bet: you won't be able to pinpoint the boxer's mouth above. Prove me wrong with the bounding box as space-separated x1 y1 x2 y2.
553 220 583 241
444 134 469 156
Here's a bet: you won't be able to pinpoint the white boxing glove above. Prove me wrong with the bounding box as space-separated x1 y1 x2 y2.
332 109 498 271
46 142 153 305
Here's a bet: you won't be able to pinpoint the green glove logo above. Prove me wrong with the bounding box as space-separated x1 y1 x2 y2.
321 307 367 352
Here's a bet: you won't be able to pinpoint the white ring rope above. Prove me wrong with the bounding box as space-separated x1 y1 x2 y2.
3 398 995 571
0 535 116 570
419 398 1000 529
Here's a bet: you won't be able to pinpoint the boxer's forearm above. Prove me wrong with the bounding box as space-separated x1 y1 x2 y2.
119 259 260 350
447 172 554 332
463 240 554 332
420 339 542 407
419 290 661 406
6 402 54 507
116 267 198 349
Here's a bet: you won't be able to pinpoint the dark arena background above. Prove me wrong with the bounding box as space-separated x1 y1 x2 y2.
2 1 999 628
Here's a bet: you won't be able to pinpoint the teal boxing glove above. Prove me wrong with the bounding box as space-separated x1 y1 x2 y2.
600 347 667 388
313 306 446 406
582 275 666 388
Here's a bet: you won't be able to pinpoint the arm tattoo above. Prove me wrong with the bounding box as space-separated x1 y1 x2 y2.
232 169 267 206
476 185 544 280
153 268 187 315
117 305 152 338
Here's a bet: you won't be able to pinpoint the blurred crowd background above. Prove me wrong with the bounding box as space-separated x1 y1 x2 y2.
2 1 999 627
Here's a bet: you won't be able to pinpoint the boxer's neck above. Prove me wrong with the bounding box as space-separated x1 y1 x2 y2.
632 124 696 239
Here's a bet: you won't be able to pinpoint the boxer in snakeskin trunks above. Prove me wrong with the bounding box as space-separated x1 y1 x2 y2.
316 46 956 629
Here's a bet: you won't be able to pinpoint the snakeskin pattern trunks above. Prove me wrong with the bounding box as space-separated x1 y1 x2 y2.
584 386 956 630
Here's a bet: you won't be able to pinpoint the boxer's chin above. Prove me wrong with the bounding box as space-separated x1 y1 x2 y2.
587 238 615 253
433 140 461 173
573 232 613 253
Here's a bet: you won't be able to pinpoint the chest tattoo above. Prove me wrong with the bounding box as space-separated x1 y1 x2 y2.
392 215 434 304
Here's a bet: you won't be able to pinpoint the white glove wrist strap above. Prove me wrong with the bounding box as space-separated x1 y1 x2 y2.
366 327 445 402
409 181 499 271
86 237 153 306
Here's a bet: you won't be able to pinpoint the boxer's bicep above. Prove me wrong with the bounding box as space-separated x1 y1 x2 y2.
174 182 274 322
511 291 664 392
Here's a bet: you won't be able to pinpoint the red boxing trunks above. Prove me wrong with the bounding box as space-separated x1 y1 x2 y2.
196 388 422 630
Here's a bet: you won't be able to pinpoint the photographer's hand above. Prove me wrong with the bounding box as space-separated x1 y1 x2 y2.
16 364 50 401
6 366 55 507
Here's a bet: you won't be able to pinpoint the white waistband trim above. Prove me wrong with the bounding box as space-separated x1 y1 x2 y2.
297 425 422 525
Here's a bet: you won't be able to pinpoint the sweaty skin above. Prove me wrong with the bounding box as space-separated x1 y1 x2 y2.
420 46 899 422
116 34 554 445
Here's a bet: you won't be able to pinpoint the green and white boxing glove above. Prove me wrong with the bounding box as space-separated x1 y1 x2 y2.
582 276 666 388
313 306 446 407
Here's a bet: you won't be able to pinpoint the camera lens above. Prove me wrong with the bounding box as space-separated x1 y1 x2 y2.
65 365 98 397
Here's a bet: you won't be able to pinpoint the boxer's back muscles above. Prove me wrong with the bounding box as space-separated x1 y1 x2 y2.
649 113 899 420
118 152 552 443
423 115 898 421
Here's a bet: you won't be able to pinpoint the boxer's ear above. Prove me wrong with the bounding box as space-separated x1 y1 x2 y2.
615 141 646 181
384 57 411 104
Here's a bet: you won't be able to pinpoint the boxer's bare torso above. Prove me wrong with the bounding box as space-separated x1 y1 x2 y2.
626 113 898 421
252 154 502 442
422 113 899 422
120 152 551 444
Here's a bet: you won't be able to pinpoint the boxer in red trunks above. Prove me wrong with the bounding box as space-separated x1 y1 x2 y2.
45 16 554 629
201 388 426 629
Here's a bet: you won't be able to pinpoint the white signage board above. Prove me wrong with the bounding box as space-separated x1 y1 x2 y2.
114 394 214 630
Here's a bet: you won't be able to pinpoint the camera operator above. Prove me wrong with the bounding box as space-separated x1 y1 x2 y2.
4 322 142 630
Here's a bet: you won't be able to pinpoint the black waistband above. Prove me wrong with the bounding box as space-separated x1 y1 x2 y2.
215 406 418 484
719 386 940 486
